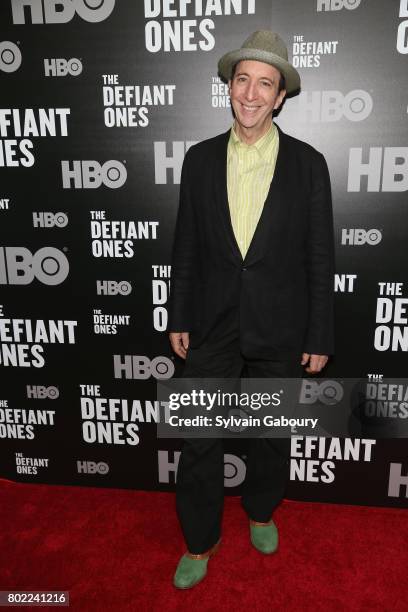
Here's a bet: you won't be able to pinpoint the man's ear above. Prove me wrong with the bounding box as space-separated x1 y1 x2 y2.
274 89 286 110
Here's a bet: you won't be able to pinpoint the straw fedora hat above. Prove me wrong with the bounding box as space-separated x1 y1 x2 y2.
218 30 300 94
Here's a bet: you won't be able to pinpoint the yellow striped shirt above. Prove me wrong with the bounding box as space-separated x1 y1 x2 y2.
227 121 279 258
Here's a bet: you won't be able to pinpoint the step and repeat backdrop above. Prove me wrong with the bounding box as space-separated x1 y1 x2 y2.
1 0 407 508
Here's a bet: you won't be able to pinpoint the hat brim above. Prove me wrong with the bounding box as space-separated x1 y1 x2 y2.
218 48 300 94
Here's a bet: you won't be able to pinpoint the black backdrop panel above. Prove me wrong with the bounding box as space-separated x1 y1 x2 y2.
0 0 407 508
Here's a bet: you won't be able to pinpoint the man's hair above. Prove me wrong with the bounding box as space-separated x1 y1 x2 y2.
230 61 286 93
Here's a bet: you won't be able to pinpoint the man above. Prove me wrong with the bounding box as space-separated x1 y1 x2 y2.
167 30 335 589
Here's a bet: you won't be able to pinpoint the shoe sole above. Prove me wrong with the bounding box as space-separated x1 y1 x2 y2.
174 571 208 590
250 540 279 555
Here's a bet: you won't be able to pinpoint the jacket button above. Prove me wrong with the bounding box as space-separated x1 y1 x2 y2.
242 267 247 272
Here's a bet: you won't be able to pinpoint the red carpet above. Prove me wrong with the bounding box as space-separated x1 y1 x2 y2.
1 479 407 611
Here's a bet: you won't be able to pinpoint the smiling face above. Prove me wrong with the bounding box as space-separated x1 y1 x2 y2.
228 60 286 144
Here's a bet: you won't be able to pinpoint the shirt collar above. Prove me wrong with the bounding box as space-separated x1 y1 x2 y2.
229 121 277 159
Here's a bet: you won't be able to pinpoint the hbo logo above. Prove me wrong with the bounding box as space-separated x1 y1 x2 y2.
44 58 83 76
298 90 372 122
224 453 246 487
96 280 132 296
348 147 408 192
317 0 362 10
0 41 22 73
0 247 69 285
61 160 127 189
11 0 115 24
33 212 68 228
26 385 59 399
132 356 175 380
114 355 175 380
300 380 344 405
157 450 245 486
341 229 382 246
77 461 109 475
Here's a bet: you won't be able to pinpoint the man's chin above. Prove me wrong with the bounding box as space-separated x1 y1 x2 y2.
236 117 259 130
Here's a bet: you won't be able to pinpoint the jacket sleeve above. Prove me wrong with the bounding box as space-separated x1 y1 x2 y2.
167 147 198 332
302 151 336 356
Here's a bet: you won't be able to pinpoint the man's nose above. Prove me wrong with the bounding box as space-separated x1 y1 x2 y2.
244 81 258 101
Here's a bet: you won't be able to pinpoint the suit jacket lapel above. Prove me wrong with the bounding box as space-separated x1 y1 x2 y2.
213 129 244 264
244 123 291 267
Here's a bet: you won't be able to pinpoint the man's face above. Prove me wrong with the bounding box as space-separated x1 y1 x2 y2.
228 60 286 133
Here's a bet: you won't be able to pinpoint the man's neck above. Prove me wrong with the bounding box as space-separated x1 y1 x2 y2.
233 118 273 145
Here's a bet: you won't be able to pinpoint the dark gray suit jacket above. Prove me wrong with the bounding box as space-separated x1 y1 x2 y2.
168 124 335 359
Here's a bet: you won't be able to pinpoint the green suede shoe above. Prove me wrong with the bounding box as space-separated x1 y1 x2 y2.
173 539 220 589
249 518 278 554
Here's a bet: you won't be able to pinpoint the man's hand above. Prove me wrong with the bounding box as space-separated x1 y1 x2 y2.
301 353 328 374
169 332 190 359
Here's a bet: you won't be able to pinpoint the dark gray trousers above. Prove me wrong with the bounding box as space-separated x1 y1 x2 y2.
176 330 303 554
